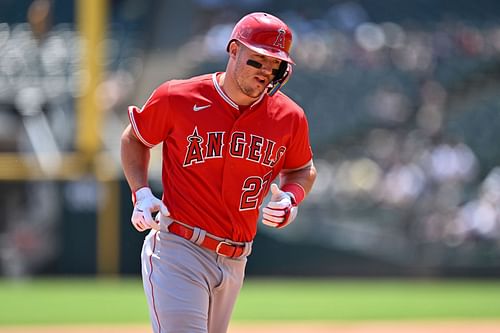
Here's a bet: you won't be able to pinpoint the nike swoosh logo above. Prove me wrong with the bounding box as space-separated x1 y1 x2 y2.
193 104 211 112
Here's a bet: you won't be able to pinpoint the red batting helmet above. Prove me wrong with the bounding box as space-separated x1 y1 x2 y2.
227 12 294 96
227 12 295 64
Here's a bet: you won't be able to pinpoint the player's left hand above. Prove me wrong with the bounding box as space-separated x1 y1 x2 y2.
262 183 298 228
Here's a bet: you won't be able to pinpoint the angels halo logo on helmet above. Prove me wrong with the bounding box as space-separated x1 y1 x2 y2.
227 12 294 96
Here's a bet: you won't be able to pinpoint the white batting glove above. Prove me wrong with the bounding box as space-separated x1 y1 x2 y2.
131 187 169 232
262 183 298 229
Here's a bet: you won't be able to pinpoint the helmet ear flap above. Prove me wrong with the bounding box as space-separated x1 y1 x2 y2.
268 62 292 96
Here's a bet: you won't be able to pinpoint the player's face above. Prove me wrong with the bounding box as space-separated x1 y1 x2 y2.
233 44 282 99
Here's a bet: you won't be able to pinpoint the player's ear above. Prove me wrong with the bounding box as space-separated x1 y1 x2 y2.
228 41 239 58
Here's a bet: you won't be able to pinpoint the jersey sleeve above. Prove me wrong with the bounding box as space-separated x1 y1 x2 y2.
128 82 172 147
283 109 313 170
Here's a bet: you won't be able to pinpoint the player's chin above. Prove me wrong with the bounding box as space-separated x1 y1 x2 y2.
242 88 264 99
252 83 268 96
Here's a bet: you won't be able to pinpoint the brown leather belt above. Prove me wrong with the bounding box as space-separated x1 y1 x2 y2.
167 221 249 258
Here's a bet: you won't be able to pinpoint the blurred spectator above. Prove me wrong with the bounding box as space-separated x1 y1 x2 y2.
28 0 52 42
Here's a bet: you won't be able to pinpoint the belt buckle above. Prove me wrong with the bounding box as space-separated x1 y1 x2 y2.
215 241 234 257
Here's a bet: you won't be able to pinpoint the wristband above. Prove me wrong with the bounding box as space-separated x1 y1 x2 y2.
281 183 306 206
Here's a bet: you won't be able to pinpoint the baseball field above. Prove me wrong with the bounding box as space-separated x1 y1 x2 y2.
1 278 499 333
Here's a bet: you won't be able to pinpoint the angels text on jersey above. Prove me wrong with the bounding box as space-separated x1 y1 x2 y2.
183 126 286 168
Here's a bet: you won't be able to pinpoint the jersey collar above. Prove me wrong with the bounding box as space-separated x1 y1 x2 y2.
212 72 265 110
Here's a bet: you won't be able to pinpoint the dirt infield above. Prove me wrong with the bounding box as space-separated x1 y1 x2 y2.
2 321 500 333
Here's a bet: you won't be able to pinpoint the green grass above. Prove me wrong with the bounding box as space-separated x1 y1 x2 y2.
1 278 500 325
232 279 500 321
0 278 149 325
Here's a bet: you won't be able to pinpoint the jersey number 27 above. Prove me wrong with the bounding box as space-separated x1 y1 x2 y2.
239 171 273 211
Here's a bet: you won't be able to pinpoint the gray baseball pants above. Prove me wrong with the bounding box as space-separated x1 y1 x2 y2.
141 226 247 333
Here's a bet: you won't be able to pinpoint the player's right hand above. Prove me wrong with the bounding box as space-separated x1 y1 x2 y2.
131 187 170 232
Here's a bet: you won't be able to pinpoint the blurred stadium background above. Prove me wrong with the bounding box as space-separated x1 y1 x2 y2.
1 0 500 281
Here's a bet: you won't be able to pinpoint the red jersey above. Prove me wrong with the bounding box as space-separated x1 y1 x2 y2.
128 73 313 242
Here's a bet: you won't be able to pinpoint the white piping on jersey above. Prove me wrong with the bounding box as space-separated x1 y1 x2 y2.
212 73 265 110
212 73 238 109
128 106 155 148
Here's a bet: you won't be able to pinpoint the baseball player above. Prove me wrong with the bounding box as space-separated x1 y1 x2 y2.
120 12 317 333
